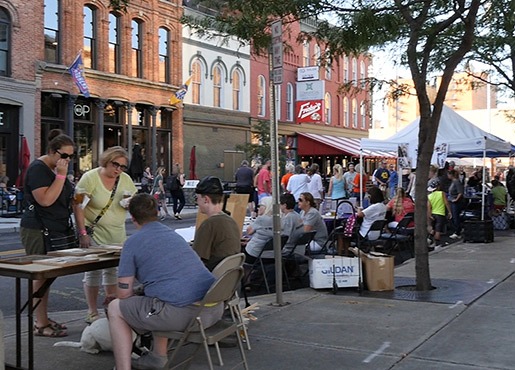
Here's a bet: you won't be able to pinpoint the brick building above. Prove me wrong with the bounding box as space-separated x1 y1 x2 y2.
249 18 372 174
1 0 184 185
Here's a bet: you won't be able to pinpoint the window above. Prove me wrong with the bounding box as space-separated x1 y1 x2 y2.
343 97 349 127
0 7 10 76
325 93 331 124
191 60 203 104
213 64 223 108
352 99 357 128
325 48 331 80
44 0 60 63
83 6 96 69
232 69 242 110
257 75 266 116
360 101 366 128
158 28 170 83
286 83 293 121
314 44 321 65
360 60 366 88
344 55 349 83
302 41 310 67
108 13 121 74
275 85 281 121
352 58 357 86
131 19 143 78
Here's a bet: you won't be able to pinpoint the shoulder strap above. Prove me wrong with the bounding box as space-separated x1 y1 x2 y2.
91 175 120 227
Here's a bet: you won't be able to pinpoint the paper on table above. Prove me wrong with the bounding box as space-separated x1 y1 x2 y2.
175 226 196 243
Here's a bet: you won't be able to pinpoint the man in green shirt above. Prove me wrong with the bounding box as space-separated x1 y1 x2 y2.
192 177 241 270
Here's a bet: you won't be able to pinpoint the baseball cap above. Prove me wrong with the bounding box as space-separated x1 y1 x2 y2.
427 178 440 192
195 176 224 195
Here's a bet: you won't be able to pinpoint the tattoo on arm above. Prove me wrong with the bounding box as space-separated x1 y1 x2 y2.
118 282 129 289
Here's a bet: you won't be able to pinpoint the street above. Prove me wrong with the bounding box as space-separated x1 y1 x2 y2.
0 215 196 317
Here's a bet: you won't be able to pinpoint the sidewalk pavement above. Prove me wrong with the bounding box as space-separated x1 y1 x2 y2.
2 229 515 369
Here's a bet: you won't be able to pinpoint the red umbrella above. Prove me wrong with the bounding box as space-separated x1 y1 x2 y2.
189 145 197 180
16 136 30 187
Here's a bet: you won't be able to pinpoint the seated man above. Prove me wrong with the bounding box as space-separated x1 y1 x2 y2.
193 176 241 271
108 193 223 370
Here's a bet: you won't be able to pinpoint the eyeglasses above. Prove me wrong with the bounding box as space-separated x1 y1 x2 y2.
56 150 75 159
111 161 128 171
298 199 305 203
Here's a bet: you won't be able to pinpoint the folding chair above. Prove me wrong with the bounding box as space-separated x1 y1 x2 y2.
155 267 248 370
380 215 414 255
211 253 251 350
357 219 387 253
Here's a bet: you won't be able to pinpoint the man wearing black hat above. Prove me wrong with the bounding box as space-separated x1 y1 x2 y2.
192 176 241 270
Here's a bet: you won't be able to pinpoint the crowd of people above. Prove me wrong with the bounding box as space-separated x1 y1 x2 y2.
16 137 510 369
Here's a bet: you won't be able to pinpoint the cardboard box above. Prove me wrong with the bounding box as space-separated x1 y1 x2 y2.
309 256 361 289
360 251 394 291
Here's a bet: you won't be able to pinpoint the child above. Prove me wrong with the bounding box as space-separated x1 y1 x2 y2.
427 179 452 251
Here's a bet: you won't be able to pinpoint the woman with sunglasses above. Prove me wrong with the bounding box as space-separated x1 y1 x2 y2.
20 129 75 337
74 146 137 324
298 192 328 253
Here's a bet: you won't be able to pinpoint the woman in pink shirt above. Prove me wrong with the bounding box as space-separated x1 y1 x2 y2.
386 188 415 228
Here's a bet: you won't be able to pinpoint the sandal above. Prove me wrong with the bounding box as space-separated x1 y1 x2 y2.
34 324 67 337
35 318 67 331
85 312 99 325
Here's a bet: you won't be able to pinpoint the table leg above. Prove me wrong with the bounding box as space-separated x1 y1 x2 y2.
15 278 21 368
28 280 34 370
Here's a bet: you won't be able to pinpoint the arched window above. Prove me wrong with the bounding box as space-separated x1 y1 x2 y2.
108 13 121 74
361 101 367 128
158 28 170 83
325 48 331 80
0 7 11 76
275 85 281 121
302 41 310 67
343 97 349 127
360 60 366 88
352 99 357 128
213 64 223 108
352 58 357 86
232 69 242 110
44 0 60 63
257 75 266 116
83 6 97 69
325 93 331 124
131 19 143 78
314 44 321 65
191 60 203 104
286 83 293 121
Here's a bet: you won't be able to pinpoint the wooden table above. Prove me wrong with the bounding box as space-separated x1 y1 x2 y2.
0 255 120 370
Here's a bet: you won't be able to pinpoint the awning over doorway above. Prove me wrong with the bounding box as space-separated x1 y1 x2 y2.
296 132 395 158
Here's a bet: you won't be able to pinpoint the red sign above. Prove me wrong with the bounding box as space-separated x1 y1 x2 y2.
296 100 324 123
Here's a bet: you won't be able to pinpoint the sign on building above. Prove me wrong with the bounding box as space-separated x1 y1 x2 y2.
296 100 324 123
297 66 320 82
296 80 325 101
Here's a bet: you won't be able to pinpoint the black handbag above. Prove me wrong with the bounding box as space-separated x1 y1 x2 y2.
29 203 78 252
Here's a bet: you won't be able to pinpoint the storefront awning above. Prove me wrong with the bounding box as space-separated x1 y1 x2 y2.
296 132 395 158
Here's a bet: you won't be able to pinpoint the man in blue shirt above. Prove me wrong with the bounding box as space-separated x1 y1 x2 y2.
108 193 222 370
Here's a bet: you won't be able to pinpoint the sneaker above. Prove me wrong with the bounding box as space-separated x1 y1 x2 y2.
449 233 460 240
174 213 182 220
428 242 435 252
160 215 166 221
132 351 168 370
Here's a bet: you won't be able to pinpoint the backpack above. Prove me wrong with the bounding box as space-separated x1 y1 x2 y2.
166 175 179 192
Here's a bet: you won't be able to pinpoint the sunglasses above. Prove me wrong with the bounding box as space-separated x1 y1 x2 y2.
56 150 75 159
298 198 305 203
111 161 128 171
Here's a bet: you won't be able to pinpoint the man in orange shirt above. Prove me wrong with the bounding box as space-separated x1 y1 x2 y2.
257 159 272 202
281 163 295 193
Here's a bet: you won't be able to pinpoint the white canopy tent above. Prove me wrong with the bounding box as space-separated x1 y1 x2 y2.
360 105 514 219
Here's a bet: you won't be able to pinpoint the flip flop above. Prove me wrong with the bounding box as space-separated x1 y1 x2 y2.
48 318 67 330
34 324 67 337
85 312 99 325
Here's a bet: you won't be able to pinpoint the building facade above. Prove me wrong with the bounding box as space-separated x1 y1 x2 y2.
181 3 251 181
2 0 185 186
249 18 372 174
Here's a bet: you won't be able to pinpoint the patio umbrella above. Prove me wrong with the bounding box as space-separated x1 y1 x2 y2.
189 145 197 180
15 136 30 187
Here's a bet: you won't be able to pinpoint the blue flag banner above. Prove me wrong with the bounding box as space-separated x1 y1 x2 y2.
69 54 90 98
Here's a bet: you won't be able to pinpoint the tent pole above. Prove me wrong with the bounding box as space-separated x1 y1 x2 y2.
482 141 486 221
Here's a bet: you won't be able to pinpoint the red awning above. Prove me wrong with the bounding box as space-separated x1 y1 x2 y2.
296 132 395 158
